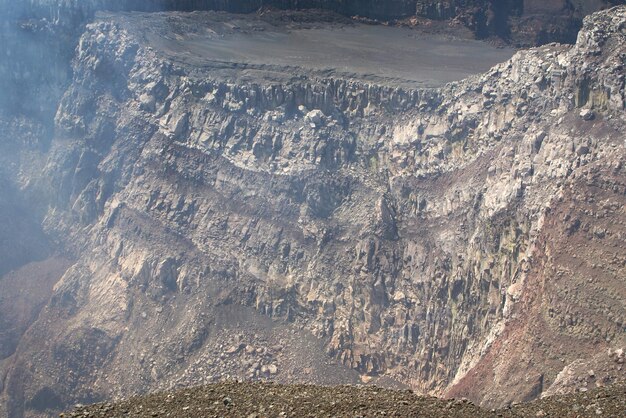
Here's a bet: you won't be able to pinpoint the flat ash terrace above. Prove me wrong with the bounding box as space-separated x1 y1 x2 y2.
101 9 515 89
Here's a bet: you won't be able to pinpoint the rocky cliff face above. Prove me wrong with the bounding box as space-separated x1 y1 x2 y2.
0 1 619 127
0 4 625 418
2 0 621 118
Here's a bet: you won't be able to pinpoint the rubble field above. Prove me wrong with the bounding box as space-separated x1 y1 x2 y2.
66 380 626 417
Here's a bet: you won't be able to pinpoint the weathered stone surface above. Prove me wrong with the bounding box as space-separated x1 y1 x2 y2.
0 4 625 418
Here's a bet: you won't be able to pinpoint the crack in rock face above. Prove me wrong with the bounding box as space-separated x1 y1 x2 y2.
0 3 625 418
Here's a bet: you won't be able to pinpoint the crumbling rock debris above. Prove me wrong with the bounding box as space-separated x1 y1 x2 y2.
67 380 626 418
580 108 596 121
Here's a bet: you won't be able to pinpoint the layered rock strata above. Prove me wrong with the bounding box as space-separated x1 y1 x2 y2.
0 4 625 418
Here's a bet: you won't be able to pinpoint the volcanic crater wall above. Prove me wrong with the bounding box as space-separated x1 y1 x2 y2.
6 1 622 39
0 5 624 418
0 0 620 120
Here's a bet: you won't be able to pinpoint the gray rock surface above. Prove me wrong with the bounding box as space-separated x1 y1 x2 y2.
0 4 624 418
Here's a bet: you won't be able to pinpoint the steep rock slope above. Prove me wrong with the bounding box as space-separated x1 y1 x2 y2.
0 5 625 418
0 1 620 136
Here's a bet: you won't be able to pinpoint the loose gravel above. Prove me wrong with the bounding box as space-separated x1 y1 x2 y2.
64 380 626 417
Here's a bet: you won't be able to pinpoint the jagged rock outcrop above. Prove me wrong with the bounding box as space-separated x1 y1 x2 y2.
0 0 620 125
0 4 625 418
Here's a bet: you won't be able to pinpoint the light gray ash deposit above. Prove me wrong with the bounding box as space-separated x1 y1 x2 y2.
117 10 515 88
